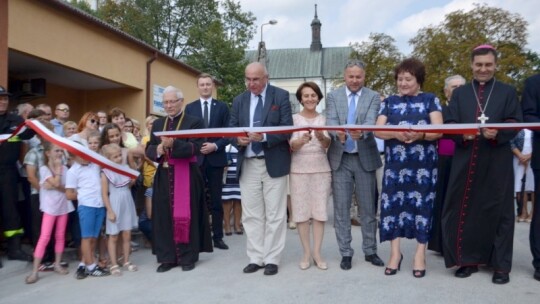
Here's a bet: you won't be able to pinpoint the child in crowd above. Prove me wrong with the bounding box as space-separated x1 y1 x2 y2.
63 121 77 138
65 152 110 279
101 123 142 169
87 131 101 153
101 144 138 276
24 121 65 270
87 131 109 268
25 142 74 284
139 116 158 243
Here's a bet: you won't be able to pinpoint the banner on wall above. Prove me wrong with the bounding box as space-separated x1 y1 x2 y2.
152 84 166 116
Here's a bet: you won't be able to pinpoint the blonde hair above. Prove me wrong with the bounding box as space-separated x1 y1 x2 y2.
87 130 101 142
100 143 121 160
144 115 158 137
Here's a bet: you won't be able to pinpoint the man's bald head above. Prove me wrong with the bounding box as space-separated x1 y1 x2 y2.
245 62 269 95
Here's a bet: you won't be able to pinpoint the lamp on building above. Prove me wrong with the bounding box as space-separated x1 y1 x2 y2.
257 19 277 64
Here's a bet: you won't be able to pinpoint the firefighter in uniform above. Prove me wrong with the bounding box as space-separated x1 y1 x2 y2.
0 86 34 263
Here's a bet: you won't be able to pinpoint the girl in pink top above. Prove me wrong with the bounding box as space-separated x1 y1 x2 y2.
25 142 74 284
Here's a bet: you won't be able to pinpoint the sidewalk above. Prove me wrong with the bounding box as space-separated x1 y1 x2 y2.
0 218 538 304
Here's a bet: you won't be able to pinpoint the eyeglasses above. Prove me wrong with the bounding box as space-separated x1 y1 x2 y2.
163 98 181 106
56 108 69 113
90 119 97 124
345 59 366 69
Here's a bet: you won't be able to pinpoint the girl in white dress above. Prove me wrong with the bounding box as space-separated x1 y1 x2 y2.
101 143 138 276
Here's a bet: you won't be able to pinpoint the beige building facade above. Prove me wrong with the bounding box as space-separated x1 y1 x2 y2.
1 0 204 124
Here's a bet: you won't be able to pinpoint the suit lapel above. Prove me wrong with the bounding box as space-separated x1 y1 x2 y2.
209 100 217 128
193 100 203 117
355 90 372 124
262 86 273 125
242 92 251 127
339 87 349 124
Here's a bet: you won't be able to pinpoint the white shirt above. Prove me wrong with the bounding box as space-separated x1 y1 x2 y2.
245 86 267 158
65 162 104 208
39 165 74 215
199 97 213 124
344 87 363 153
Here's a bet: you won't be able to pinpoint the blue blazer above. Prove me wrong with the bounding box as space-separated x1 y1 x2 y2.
185 99 230 167
522 73 540 169
229 84 293 178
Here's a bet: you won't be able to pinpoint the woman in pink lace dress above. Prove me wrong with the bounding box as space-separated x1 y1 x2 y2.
289 82 331 270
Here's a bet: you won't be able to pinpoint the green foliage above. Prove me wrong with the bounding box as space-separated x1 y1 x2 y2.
410 3 533 97
350 33 403 97
66 0 95 15
184 0 255 105
70 0 255 105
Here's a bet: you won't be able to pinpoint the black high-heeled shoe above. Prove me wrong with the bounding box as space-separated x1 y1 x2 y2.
384 254 403 276
413 269 426 278
413 259 426 278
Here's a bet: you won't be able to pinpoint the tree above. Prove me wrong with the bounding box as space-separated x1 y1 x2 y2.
66 0 95 15
95 0 220 59
67 0 255 104
350 33 403 97
409 4 534 97
185 0 255 103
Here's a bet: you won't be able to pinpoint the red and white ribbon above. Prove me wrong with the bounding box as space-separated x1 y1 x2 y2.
0 123 29 142
25 120 139 179
154 123 540 139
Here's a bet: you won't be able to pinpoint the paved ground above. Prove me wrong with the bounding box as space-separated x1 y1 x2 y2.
0 217 539 304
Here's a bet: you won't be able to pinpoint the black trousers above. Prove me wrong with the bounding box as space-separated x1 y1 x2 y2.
0 166 23 237
531 169 540 270
201 162 225 241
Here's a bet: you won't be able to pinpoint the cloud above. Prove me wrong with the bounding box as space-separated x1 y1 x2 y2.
238 0 540 54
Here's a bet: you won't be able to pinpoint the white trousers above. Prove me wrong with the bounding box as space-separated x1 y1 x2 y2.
240 158 287 265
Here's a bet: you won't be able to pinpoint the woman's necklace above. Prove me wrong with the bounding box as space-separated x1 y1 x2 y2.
161 111 185 168
471 78 495 124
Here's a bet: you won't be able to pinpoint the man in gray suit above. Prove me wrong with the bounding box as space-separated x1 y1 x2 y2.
230 62 293 276
326 60 384 270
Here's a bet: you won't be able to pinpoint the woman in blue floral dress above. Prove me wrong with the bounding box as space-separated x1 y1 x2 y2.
374 58 442 278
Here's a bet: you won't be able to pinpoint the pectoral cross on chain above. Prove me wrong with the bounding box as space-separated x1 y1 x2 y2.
478 113 489 124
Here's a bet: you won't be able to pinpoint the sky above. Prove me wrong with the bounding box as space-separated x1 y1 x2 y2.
237 0 540 55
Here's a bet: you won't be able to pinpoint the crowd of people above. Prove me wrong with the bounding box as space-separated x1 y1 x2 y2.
1 43 540 285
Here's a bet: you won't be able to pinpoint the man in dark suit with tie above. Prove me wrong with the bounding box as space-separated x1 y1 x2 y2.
230 62 292 275
326 60 384 270
521 72 540 281
185 73 230 250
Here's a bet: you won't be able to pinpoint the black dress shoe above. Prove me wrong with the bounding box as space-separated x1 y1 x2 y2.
492 271 510 284
243 263 264 273
264 264 278 275
340 256 352 270
157 263 177 273
534 268 540 281
454 266 478 278
181 264 195 271
214 239 229 250
365 254 384 267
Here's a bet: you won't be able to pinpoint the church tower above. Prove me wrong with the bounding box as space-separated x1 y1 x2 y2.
310 4 322 51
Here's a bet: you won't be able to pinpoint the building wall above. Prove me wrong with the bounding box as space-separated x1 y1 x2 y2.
7 0 201 124
9 0 146 89
271 77 339 114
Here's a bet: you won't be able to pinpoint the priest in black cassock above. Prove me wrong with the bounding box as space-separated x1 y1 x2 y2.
442 45 522 284
146 85 213 273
